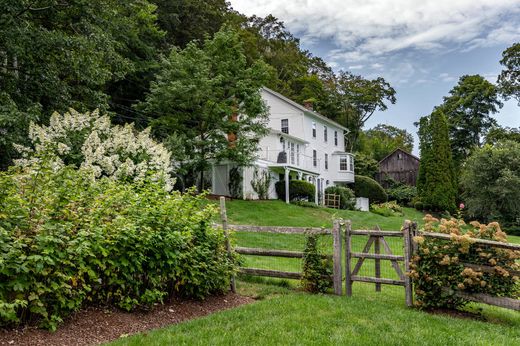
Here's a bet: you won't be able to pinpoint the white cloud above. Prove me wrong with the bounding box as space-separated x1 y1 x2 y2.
229 0 520 64
348 64 364 70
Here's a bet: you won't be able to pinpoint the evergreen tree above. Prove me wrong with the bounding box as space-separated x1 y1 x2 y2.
417 109 457 212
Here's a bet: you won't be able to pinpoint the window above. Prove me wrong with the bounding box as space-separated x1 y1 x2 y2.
296 144 300 166
324 126 328 142
290 142 295 164
313 150 317 167
349 155 354 171
280 137 286 151
334 131 338 146
281 119 289 134
340 156 348 171
312 122 316 138
325 154 328 170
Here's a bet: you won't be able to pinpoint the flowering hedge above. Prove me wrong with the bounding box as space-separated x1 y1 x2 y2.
0 160 234 330
410 215 519 309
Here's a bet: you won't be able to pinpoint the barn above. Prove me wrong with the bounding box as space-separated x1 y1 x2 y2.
375 148 420 188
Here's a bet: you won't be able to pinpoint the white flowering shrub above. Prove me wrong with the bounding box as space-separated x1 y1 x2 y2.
15 109 175 190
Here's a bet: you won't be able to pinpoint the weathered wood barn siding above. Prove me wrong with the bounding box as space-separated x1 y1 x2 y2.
375 149 419 187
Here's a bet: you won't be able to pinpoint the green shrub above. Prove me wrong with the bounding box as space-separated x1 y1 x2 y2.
0 160 234 330
370 201 404 217
291 200 320 209
412 216 519 310
353 175 388 203
324 186 355 210
301 234 332 293
275 180 315 202
387 184 417 206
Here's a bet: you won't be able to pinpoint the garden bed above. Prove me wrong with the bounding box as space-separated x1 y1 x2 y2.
0 294 252 346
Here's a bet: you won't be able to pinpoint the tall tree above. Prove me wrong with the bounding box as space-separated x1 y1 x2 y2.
138 28 271 190
359 124 414 161
485 126 520 145
417 109 457 212
497 42 520 105
333 72 396 151
440 75 502 168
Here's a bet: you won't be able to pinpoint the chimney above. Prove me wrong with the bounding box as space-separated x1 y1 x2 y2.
227 110 238 148
303 100 314 111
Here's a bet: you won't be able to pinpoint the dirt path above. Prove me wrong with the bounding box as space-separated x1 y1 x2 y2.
0 293 253 346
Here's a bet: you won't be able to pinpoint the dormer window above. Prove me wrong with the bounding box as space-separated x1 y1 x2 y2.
281 119 289 134
324 126 328 142
312 122 316 138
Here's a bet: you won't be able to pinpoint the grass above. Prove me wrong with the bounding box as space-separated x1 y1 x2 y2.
112 282 520 346
111 200 520 345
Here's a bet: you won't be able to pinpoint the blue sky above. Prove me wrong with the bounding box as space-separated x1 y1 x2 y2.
230 0 520 154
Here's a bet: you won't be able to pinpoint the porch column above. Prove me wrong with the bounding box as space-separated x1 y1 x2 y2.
211 164 216 194
314 177 318 205
284 167 290 204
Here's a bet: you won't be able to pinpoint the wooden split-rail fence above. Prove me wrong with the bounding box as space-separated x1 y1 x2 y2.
218 197 520 310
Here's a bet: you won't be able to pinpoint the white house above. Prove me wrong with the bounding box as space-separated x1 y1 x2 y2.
211 87 355 203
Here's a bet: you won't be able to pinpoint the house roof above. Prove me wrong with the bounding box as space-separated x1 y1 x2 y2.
270 129 309 144
261 87 349 132
378 148 420 164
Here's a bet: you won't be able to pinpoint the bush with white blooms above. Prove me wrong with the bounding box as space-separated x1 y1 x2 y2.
15 109 175 190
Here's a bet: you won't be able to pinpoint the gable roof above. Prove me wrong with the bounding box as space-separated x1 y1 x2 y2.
261 87 349 131
378 148 420 164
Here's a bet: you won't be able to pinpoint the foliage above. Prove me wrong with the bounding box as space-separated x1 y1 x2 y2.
439 75 502 169
485 126 520 145
358 124 414 161
251 168 271 200
290 200 320 209
416 109 457 213
334 72 396 151
370 201 403 217
353 175 388 203
324 186 355 210
353 153 379 178
301 234 333 293
15 109 175 190
139 28 270 190
0 159 234 330
384 177 417 206
460 140 520 231
275 180 315 202
228 166 243 199
411 215 519 310
497 42 520 105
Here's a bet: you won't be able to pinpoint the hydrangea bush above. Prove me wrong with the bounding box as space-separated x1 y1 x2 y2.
0 158 234 330
410 215 519 309
15 109 175 190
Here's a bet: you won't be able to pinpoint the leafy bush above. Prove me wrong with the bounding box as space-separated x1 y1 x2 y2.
228 166 243 199
370 201 403 217
387 184 417 206
275 180 315 202
251 168 271 199
324 186 355 210
291 200 320 208
301 234 332 293
15 109 175 190
411 215 519 310
353 175 388 203
0 159 234 330
460 140 520 230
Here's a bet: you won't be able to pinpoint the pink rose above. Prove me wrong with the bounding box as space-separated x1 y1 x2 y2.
459 203 465 210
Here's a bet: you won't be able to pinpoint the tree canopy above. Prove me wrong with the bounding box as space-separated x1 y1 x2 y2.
359 124 414 161
498 42 520 105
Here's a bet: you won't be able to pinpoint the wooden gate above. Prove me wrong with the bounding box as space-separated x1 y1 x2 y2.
344 221 417 307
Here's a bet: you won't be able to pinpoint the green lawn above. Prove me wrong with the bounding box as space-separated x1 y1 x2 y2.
111 201 520 345
112 283 520 346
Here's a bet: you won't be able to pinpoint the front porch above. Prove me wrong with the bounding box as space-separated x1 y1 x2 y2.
267 163 322 204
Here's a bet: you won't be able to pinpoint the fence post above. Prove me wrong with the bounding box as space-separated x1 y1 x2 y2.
345 220 352 297
220 196 236 293
332 219 342 296
403 220 413 307
374 225 381 292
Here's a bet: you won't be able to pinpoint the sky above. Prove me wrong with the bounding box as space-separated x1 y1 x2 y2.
229 0 520 154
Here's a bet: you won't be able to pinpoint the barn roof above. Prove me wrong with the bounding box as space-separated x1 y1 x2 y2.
378 148 420 164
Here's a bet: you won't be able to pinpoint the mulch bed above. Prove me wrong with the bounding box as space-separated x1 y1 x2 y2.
0 293 253 346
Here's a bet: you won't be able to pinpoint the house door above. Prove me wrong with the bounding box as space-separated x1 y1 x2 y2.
213 165 229 196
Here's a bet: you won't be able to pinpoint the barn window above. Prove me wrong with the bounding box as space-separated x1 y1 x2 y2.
398 153 402 159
